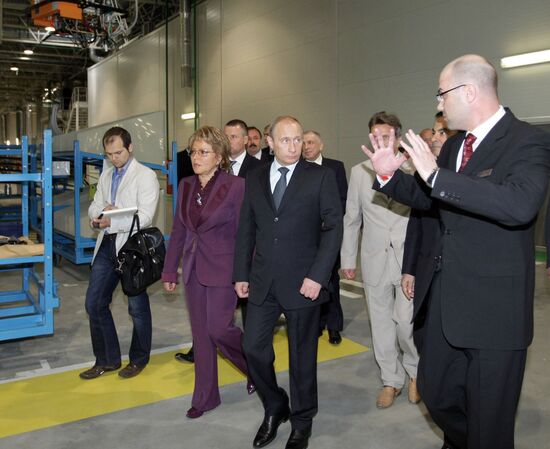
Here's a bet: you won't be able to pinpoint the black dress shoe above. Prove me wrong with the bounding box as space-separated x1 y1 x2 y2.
328 329 342 345
175 347 194 363
285 429 311 449
441 435 458 449
253 407 291 448
79 363 121 380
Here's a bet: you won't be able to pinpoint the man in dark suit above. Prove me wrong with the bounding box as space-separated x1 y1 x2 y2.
223 119 262 327
364 54 550 449
234 116 342 449
260 123 274 160
248 126 273 163
174 147 197 364
302 130 347 345
224 119 262 178
401 113 458 348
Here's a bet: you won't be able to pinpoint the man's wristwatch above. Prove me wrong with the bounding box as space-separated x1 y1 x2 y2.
426 167 440 187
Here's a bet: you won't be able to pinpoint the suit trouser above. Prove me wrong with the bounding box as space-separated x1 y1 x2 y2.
364 249 419 388
418 273 527 449
243 290 320 432
184 269 248 412
319 262 344 331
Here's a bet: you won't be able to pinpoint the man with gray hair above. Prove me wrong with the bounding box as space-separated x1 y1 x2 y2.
302 130 348 345
365 54 550 449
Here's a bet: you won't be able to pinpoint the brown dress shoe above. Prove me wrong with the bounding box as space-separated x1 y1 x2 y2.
408 378 421 404
118 362 146 379
376 386 402 409
79 364 121 380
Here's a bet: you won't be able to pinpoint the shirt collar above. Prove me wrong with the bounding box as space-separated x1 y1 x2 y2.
231 150 247 165
468 105 506 147
308 154 323 165
271 157 299 178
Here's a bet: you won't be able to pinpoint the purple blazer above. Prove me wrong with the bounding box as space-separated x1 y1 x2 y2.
162 171 245 287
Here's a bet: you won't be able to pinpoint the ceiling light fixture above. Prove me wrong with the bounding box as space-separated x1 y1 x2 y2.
45 26 56 32
180 112 196 120
500 49 550 68
23 49 34 55
10 66 19 71
20 56 31 61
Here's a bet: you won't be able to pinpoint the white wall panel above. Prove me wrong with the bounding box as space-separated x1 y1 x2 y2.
196 0 338 150
88 17 196 150
88 56 119 126
197 0 222 128
117 31 164 118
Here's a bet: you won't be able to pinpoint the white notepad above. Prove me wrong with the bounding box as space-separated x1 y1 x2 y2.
102 206 138 217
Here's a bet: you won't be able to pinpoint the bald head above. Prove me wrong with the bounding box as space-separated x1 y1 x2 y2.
443 54 498 97
438 54 500 131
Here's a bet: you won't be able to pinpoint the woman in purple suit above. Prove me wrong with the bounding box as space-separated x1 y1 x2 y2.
162 126 251 419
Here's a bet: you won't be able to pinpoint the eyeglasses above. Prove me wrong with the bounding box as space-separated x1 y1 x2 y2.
189 149 214 158
436 84 466 102
104 149 128 158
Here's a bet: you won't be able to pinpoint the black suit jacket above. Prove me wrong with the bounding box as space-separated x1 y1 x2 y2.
378 109 550 350
176 149 195 183
237 153 263 178
233 159 343 310
321 157 348 212
261 147 274 163
247 149 272 164
401 172 440 283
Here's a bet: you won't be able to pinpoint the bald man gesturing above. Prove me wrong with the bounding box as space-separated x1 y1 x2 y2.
364 55 550 449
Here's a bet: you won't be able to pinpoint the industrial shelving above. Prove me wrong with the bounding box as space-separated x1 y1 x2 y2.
0 130 59 341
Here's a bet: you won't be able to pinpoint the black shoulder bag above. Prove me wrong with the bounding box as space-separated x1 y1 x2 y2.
115 213 166 296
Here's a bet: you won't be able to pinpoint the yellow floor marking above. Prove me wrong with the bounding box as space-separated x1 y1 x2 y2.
0 330 368 439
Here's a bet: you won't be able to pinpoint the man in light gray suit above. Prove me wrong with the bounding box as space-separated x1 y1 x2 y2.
341 111 420 409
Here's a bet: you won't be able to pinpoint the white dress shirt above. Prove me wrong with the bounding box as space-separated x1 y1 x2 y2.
270 159 299 193
230 150 247 176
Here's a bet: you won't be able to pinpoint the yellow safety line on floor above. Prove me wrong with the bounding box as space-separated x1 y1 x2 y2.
0 330 368 439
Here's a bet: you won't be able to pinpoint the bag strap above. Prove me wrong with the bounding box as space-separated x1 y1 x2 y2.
128 213 141 236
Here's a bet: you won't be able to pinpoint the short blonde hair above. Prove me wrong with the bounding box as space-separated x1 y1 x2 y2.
188 126 232 173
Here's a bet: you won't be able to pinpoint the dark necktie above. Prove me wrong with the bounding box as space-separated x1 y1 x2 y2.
459 133 477 172
230 160 237 175
272 167 289 209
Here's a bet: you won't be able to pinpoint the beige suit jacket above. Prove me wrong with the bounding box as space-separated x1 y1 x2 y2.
341 160 412 287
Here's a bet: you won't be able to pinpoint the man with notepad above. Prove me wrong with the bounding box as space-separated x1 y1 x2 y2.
80 126 160 380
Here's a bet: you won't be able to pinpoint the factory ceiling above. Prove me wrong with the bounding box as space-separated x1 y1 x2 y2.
0 0 181 115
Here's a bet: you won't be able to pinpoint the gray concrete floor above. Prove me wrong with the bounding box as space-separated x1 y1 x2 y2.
1 262 549 449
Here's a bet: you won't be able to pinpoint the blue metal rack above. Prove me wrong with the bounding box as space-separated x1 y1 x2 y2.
0 130 59 341
50 142 104 264
0 145 36 227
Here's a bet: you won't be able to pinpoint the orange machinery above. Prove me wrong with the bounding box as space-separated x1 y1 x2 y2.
30 1 83 28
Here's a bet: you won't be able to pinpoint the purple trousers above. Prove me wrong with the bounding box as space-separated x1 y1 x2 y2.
184 269 248 411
